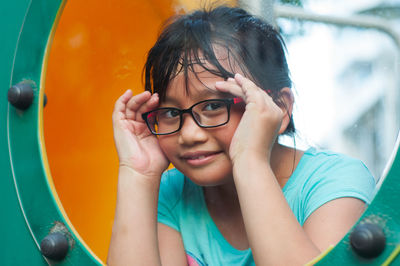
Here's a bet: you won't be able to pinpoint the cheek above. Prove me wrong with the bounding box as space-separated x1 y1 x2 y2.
218 111 242 147
158 136 175 158
229 109 243 132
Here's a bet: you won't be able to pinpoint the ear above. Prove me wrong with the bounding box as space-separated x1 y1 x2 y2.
276 87 294 135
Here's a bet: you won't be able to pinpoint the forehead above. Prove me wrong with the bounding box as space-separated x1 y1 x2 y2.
165 69 227 102
164 47 241 101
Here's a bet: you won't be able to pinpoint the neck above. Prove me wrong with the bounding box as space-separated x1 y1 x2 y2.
270 142 300 188
203 178 239 208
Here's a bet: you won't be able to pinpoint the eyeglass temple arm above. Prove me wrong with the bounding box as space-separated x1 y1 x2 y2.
233 97 243 104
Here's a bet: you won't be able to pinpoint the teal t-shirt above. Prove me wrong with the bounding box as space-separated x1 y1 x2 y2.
157 148 376 266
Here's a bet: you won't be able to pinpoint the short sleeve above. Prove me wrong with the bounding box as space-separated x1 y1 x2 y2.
302 154 376 222
157 168 185 232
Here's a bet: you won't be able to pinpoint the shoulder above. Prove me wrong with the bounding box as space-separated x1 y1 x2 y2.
159 168 186 205
161 168 185 186
158 168 204 232
300 148 375 184
303 147 368 169
158 168 186 231
287 148 377 224
159 168 201 206
296 148 376 219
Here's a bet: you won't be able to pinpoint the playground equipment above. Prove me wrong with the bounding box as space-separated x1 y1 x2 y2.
1 0 399 265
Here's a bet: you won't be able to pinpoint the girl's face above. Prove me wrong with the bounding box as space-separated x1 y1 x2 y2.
158 67 244 186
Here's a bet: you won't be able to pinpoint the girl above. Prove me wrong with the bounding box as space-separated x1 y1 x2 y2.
108 6 375 265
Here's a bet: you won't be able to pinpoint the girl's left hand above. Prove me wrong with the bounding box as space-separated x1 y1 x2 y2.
215 73 284 163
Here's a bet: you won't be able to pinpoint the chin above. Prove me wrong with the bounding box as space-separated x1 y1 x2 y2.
177 165 233 187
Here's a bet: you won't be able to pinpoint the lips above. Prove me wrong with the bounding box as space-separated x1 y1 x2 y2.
180 151 221 166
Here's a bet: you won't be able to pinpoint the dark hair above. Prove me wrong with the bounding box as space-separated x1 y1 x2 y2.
144 6 295 135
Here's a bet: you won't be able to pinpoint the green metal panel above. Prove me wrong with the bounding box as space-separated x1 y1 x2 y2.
0 0 47 264
1 0 102 264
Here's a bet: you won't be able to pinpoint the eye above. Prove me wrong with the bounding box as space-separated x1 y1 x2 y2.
160 109 180 119
203 101 225 111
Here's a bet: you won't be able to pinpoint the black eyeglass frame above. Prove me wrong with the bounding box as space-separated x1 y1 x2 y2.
141 98 243 135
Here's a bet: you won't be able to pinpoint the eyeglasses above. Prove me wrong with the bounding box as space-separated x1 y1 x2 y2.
142 98 243 135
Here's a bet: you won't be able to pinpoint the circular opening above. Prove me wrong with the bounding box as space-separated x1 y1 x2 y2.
44 0 177 261
42 0 399 263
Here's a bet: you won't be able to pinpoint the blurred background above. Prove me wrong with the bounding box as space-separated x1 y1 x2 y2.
43 0 400 262
268 0 400 181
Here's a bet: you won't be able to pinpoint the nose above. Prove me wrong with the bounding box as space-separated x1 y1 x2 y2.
178 113 208 145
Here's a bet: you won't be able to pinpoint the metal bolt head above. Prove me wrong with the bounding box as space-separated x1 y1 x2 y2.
40 232 69 261
350 223 386 258
7 82 34 110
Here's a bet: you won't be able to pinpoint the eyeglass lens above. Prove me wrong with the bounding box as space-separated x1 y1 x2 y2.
147 100 230 134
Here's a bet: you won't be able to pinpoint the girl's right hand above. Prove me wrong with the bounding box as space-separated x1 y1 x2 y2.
112 90 169 179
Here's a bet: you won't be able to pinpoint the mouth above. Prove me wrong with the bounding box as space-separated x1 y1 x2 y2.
180 151 222 166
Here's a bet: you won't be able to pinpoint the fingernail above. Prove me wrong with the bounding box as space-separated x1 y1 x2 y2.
215 81 224 86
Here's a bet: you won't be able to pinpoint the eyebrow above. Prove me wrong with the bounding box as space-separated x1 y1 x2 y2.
164 89 233 104
197 88 233 98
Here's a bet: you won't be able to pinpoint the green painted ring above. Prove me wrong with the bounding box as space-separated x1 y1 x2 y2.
3 0 102 264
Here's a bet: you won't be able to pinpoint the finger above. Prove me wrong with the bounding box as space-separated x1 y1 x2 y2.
215 80 246 99
113 89 133 122
125 92 158 121
126 91 152 111
114 89 133 112
234 73 260 93
235 73 273 96
125 91 152 120
235 73 272 101
235 75 282 116
134 93 160 121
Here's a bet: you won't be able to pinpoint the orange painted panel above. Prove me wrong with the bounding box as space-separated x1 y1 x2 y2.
43 0 175 261
44 0 237 262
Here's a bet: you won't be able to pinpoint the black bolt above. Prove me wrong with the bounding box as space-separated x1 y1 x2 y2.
350 223 386 258
40 232 69 261
43 93 47 107
7 82 34 110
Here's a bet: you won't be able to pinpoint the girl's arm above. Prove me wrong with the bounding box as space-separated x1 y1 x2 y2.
108 90 186 265
108 166 162 265
233 154 320 265
216 74 365 265
302 197 366 251
233 156 366 265
158 223 188 266
108 167 187 266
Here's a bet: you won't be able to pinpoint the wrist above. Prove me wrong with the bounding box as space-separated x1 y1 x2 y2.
231 150 271 167
118 164 162 189
232 152 273 181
